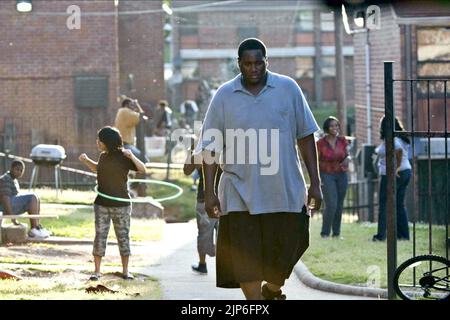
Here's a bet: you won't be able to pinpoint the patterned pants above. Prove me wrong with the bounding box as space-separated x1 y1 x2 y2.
93 204 131 257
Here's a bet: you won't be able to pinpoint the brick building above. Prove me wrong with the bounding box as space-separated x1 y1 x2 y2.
169 0 355 116
0 0 165 172
350 2 450 145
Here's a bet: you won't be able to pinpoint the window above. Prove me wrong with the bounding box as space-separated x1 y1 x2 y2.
417 27 450 98
320 12 334 31
237 26 259 42
417 27 450 77
181 60 198 79
295 11 313 32
321 57 336 77
295 57 314 79
74 76 109 108
179 13 198 36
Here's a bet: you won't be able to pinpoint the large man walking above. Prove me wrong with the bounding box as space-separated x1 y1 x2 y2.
198 38 322 300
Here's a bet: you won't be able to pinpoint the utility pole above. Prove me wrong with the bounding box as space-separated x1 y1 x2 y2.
313 9 322 108
170 13 183 113
334 9 347 135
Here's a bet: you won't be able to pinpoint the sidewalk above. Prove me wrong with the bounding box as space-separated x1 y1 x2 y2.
134 221 381 300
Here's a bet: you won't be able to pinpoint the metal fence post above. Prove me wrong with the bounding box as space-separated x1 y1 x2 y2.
136 114 147 161
367 171 374 222
384 61 397 300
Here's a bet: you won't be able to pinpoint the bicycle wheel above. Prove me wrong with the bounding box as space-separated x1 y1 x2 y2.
394 255 450 300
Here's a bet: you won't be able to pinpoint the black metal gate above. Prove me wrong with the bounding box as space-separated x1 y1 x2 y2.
384 62 449 299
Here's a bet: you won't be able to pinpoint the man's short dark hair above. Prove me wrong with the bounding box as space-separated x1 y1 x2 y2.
122 98 133 108
238 38 267 59
11 159 25 169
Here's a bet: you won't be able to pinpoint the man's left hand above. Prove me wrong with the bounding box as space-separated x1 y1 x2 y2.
307 183 322 211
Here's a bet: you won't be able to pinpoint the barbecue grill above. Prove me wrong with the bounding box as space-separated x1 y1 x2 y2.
30 144 66 166
29 144 66 194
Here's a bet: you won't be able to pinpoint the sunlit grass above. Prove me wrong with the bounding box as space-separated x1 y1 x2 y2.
35 187 95 205
302 216 448 288
37 207 164 242
35 170 198 223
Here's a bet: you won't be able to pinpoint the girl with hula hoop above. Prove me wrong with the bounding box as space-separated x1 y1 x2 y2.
79 126 146 281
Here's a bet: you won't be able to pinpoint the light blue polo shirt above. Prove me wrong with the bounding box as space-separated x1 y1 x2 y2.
198 70 319 215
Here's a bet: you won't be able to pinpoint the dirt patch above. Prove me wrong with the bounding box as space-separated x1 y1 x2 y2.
14 268 145 283
0 268 159 300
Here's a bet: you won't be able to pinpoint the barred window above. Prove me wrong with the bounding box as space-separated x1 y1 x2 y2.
74 76 109 108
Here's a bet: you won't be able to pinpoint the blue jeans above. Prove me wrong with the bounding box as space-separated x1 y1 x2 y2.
124 143 148 163
320 172 348 237
375 169 411 240
0 194 35 214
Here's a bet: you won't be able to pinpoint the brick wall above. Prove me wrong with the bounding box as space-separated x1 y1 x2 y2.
0 0 165 167
0 0 120 161
353 4 405 146
118 0 165 106
174 1 355 107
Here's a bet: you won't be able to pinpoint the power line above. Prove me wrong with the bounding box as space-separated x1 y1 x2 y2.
0 0 247 17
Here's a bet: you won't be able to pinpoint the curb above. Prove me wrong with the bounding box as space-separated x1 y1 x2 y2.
294 261 388 299
26 237 116 245
26 236 150 246
41 204 92 209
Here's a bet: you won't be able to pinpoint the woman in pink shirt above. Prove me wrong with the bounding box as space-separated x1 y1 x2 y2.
316 116 349 239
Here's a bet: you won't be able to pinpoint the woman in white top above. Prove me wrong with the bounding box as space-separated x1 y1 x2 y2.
373 116 412 241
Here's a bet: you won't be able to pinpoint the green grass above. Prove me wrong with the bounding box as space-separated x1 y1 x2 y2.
146 169 198 222
0 268 161 300
36 170 197 223
36 188 95 205
302 215 448 288
32 173 198 240
37 207 164 242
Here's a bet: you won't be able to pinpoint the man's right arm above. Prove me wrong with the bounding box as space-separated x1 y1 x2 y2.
0 195 13 215
203 151 221 218
197 88 224 218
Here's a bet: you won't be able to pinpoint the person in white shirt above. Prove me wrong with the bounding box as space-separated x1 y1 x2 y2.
373 116 412 241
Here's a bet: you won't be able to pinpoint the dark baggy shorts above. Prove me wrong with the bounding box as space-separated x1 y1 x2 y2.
216 207 309 288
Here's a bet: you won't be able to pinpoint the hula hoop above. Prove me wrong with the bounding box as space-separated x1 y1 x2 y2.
94 178 183 203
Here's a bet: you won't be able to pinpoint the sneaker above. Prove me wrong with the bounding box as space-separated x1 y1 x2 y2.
261 284 286 300
28 227 49 238
89 273 101 281
191 263 207 275
122 273 135 280
37 225 52 237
